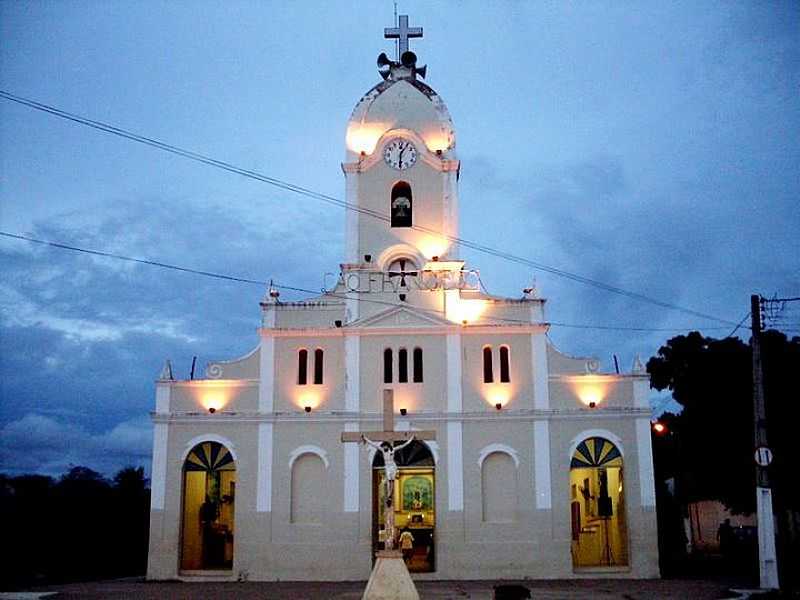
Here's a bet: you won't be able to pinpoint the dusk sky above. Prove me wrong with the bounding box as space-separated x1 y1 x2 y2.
1 1 798 477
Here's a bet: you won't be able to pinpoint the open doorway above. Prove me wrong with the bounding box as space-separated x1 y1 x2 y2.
180 441 236 571
372 440 435 572
569 436 628 568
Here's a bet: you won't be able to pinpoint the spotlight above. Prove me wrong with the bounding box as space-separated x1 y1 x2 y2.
436 149 442 156
399 293 406 302
335 320 343 328
589 401 596 409
432 256 439 262
495 403 502 411
462 320 468 326
364 254 372 263
400 408 407 416
208 407 216 414
304 406 312 413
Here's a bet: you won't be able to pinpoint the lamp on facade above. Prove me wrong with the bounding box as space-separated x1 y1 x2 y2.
304 405 312 413
495 403 502 411
400 408 407 416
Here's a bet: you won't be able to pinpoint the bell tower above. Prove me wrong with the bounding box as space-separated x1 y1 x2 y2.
342 15 460 275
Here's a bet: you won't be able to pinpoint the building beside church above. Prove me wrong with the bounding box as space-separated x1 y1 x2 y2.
147 17 659 581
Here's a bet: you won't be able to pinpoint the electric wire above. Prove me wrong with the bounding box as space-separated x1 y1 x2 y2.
0 89 739 327
1 230 738 333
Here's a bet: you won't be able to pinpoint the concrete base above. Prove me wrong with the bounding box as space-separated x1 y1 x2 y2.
362 550 420 600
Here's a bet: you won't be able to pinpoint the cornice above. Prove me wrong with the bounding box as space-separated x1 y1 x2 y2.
549 373 649 383
258 323 548 338
152 406 651 424
157 378 259 388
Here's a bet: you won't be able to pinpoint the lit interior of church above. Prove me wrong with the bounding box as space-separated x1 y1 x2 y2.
569 437 629 568
181 442 236 571
373 440 436 573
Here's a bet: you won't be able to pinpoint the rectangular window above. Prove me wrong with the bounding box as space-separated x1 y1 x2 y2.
413 348 423 383
483 346 494 383
384 348 393 383
398 348 408 383
500 346 510 383
314 348 324 384
298 349 308 385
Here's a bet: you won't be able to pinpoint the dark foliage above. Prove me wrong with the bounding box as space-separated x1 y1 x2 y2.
1 465 150 588
647 330 799 515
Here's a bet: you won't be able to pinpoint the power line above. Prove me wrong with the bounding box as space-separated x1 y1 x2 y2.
1 230 736 334
0 89 739 327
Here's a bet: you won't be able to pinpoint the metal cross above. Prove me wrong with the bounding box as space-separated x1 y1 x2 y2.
384 14 423 59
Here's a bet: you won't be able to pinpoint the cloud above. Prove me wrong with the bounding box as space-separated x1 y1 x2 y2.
0 413 152 477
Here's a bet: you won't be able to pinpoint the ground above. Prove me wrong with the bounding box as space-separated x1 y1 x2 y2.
6 577 752 599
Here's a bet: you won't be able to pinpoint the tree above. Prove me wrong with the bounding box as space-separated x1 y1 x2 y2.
648 330 799 514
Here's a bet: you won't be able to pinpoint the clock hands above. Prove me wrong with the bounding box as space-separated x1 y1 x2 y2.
397 141 406 169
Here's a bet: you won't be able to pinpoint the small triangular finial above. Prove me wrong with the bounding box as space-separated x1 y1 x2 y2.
632 354 645 374
159 359 174 381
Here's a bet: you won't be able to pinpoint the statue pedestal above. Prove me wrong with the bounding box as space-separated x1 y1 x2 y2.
361 550 419 600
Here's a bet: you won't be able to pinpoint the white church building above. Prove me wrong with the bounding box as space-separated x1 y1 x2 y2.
147 17 659 581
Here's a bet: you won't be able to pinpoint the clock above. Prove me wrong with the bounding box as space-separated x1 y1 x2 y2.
383 138 417 170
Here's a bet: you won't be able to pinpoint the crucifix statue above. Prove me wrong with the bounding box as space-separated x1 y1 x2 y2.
341 389 435 552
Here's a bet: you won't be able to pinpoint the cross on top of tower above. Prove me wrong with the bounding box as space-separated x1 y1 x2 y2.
384 14 423 59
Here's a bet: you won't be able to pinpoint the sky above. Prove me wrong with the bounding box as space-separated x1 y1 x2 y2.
1 1 798 478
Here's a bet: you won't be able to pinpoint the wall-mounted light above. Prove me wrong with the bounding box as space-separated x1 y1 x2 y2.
334 320 343 328
399 294 407 302
588 401 596 409
202 393 225 414
495 402 502 411
304 405 312 413
400 408 407 416
364 254 372 263
436 149 443 156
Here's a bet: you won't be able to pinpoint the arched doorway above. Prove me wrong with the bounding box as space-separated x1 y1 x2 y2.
372 440 435 572
180 441 236 571
569 437 628 568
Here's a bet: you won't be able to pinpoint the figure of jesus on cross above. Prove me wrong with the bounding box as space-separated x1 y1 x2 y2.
341 389 435 552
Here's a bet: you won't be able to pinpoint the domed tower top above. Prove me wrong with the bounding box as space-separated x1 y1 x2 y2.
345 15 456 162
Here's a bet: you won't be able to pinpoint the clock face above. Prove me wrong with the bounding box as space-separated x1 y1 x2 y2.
383 138 417 170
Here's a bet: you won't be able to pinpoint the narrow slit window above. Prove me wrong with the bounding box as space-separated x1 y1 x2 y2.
398 348 408 383
413 348 423 383
313 348 324 384
298 349 308 385
483 346 494 383
500 346 511 383
384 348 393 383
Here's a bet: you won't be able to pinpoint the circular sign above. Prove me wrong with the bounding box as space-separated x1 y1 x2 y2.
754 446 773 467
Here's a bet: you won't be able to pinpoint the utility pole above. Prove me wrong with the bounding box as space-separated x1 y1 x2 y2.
751 294 779 589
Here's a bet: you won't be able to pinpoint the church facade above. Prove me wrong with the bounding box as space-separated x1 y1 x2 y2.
147 19 659 581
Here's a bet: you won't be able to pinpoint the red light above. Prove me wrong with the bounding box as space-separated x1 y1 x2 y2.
653 422 667 434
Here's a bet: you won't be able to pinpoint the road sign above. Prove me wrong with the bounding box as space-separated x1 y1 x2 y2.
754 446 773 467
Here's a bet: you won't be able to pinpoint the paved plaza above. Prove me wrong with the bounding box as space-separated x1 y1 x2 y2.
4 577 756 600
